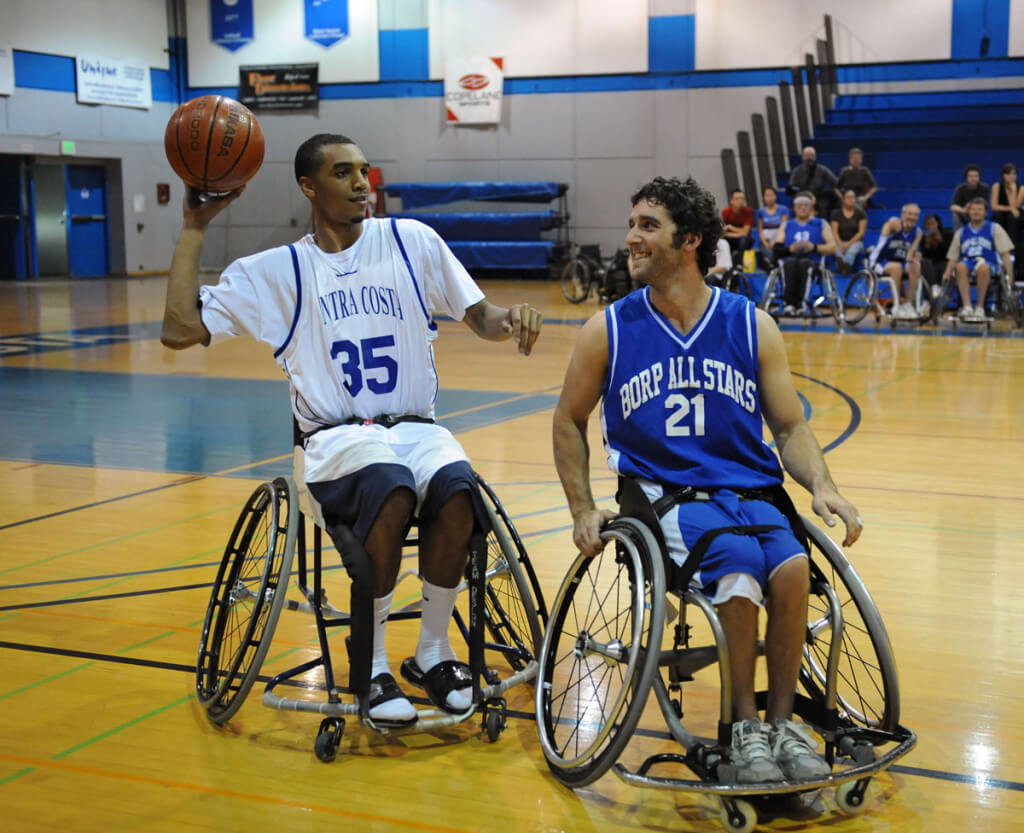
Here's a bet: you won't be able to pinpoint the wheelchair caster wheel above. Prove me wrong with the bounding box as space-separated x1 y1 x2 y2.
482 698 507 743
314 717 345 763
836 778 869 815
719 797 756 833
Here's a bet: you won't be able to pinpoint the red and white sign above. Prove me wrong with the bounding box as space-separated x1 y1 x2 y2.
444 56 503 125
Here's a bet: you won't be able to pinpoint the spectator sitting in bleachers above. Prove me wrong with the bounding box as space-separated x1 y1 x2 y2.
755 186 788 269
830 188 868 274
774 191 836 316
707 237 733 278
920 214 953 291
990 162 1022 281
787 146 837 219
721 189 754 266
950 164 990 230
868 203 924 320
943 196 1015 322
834 147 878 208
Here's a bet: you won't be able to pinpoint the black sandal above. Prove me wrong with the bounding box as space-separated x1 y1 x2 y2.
400 658 473 714
366 672 418 728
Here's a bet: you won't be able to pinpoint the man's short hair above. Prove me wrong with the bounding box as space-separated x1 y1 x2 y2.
963 163 982 178
630 176 723 274
294 133 358 182
848 147 862 156
730 188 745 198
901 202 920 214
968 196 987 207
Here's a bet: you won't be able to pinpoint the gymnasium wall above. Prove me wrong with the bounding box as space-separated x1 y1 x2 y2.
0 0 1021 274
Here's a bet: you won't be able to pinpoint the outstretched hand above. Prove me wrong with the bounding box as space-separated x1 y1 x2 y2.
572 508 619 556
183 186 245 230
502 303 542 355
811 488 863 547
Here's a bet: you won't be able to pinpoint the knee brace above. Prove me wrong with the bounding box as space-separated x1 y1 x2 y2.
326 523 375 699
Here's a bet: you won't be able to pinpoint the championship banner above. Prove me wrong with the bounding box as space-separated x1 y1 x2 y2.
210 0 254 53
75 55 152 109
239 63 319 111
445 57 504 125
0 47 13 97
304 0 349 48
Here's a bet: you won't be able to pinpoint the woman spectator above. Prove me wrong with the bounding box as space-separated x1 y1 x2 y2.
990 162 1022 280
830 189 868 274
920 213 952 290
755 186 789 269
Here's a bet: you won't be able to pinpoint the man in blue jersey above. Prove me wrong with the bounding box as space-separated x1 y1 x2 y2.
552 176 862 784
162 134 542 727
868 203 924 320
941 197 1015 322
773 192 837 316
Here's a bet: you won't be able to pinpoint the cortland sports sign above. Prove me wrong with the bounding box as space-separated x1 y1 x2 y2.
445 56 503 125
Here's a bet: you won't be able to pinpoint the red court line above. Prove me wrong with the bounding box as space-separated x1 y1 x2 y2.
0 752 478 833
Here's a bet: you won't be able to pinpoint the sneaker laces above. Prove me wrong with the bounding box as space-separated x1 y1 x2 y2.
773 720 818 759
736 721 773 761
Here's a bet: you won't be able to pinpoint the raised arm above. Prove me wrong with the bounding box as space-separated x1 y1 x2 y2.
462 299 542 355
755 309 862 546
161 187 243 349
552 312 616 555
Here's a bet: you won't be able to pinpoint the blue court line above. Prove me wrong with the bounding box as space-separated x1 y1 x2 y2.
791 373 861 454
0 638 1020 794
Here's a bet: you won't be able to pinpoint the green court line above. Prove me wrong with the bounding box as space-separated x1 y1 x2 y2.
0 504 239 577
0 768 34 786
0 661 96 702
51 693 194 760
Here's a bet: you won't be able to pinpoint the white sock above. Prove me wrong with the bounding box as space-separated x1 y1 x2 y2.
371 592 394 679
368 591 415 723
417 579 471 711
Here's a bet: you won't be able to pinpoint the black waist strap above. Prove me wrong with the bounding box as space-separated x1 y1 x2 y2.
652 485 776 518
301 414 435 443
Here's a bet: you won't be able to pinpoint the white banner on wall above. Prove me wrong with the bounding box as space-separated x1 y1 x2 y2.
75 55 153 109
0 46 13 96
445 56 503 125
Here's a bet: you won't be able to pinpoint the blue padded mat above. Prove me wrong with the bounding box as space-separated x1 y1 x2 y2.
448 240 554 270
391 210 559 241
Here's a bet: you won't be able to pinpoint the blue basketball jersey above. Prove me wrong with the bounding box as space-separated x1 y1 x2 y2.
872 225 919 264
601 286 783 490
783 217 825 262
959 221 1000 267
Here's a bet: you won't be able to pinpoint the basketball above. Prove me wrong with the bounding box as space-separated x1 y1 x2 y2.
164 95 265 195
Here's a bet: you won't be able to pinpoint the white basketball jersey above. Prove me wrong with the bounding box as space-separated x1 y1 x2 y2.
200 218 484 436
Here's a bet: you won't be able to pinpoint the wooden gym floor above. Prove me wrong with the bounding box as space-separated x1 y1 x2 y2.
0 275 1022 832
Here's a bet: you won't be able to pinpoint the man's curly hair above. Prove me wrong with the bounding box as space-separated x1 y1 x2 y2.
630 177 723 274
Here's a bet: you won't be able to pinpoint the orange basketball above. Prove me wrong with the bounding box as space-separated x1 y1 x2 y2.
164 95 265 195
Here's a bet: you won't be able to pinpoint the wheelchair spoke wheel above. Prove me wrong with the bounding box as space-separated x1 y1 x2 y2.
800 521 899 733
721 268 751 300
842 270 875 325
475 474 545 672
825 270 845 324
196 476 297 724
932 279 955 323
1002 272 1023 327
536 518 665 786
758 269 782 318
560 258 592 304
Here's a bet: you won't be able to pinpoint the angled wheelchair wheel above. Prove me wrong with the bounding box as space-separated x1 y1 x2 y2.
842 270 876 325
196 476 297 724
536 518 666 787
800 520 899 733
758 268 783 317
932 277 956 324
1000 270 1023 327
475 474 546 672
823 269 845 324
720 267 751 300
560 258 592 304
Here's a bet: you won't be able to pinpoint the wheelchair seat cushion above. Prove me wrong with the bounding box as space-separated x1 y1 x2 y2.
400 657 473 714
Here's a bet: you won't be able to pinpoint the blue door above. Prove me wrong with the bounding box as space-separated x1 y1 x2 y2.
66 165 109 277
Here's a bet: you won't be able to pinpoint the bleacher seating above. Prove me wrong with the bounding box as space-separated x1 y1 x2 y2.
382 181 568 273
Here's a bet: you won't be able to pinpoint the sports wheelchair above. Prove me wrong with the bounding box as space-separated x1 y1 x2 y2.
931 259 1023 328
535 479 915 832
759 261 844 325
840 266 933 327
195 445 547 761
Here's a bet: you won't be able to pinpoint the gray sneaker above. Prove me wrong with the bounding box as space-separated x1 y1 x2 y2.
771 718 831 781
731 718 784 783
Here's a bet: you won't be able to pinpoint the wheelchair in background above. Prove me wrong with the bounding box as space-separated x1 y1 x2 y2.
932 259 1023 328
535 479 915 832
195 461 546 761
759 262 844 325
840 267 933 327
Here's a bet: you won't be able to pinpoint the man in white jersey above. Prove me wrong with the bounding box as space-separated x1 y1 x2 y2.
162 133 542 727
553 176 862 784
